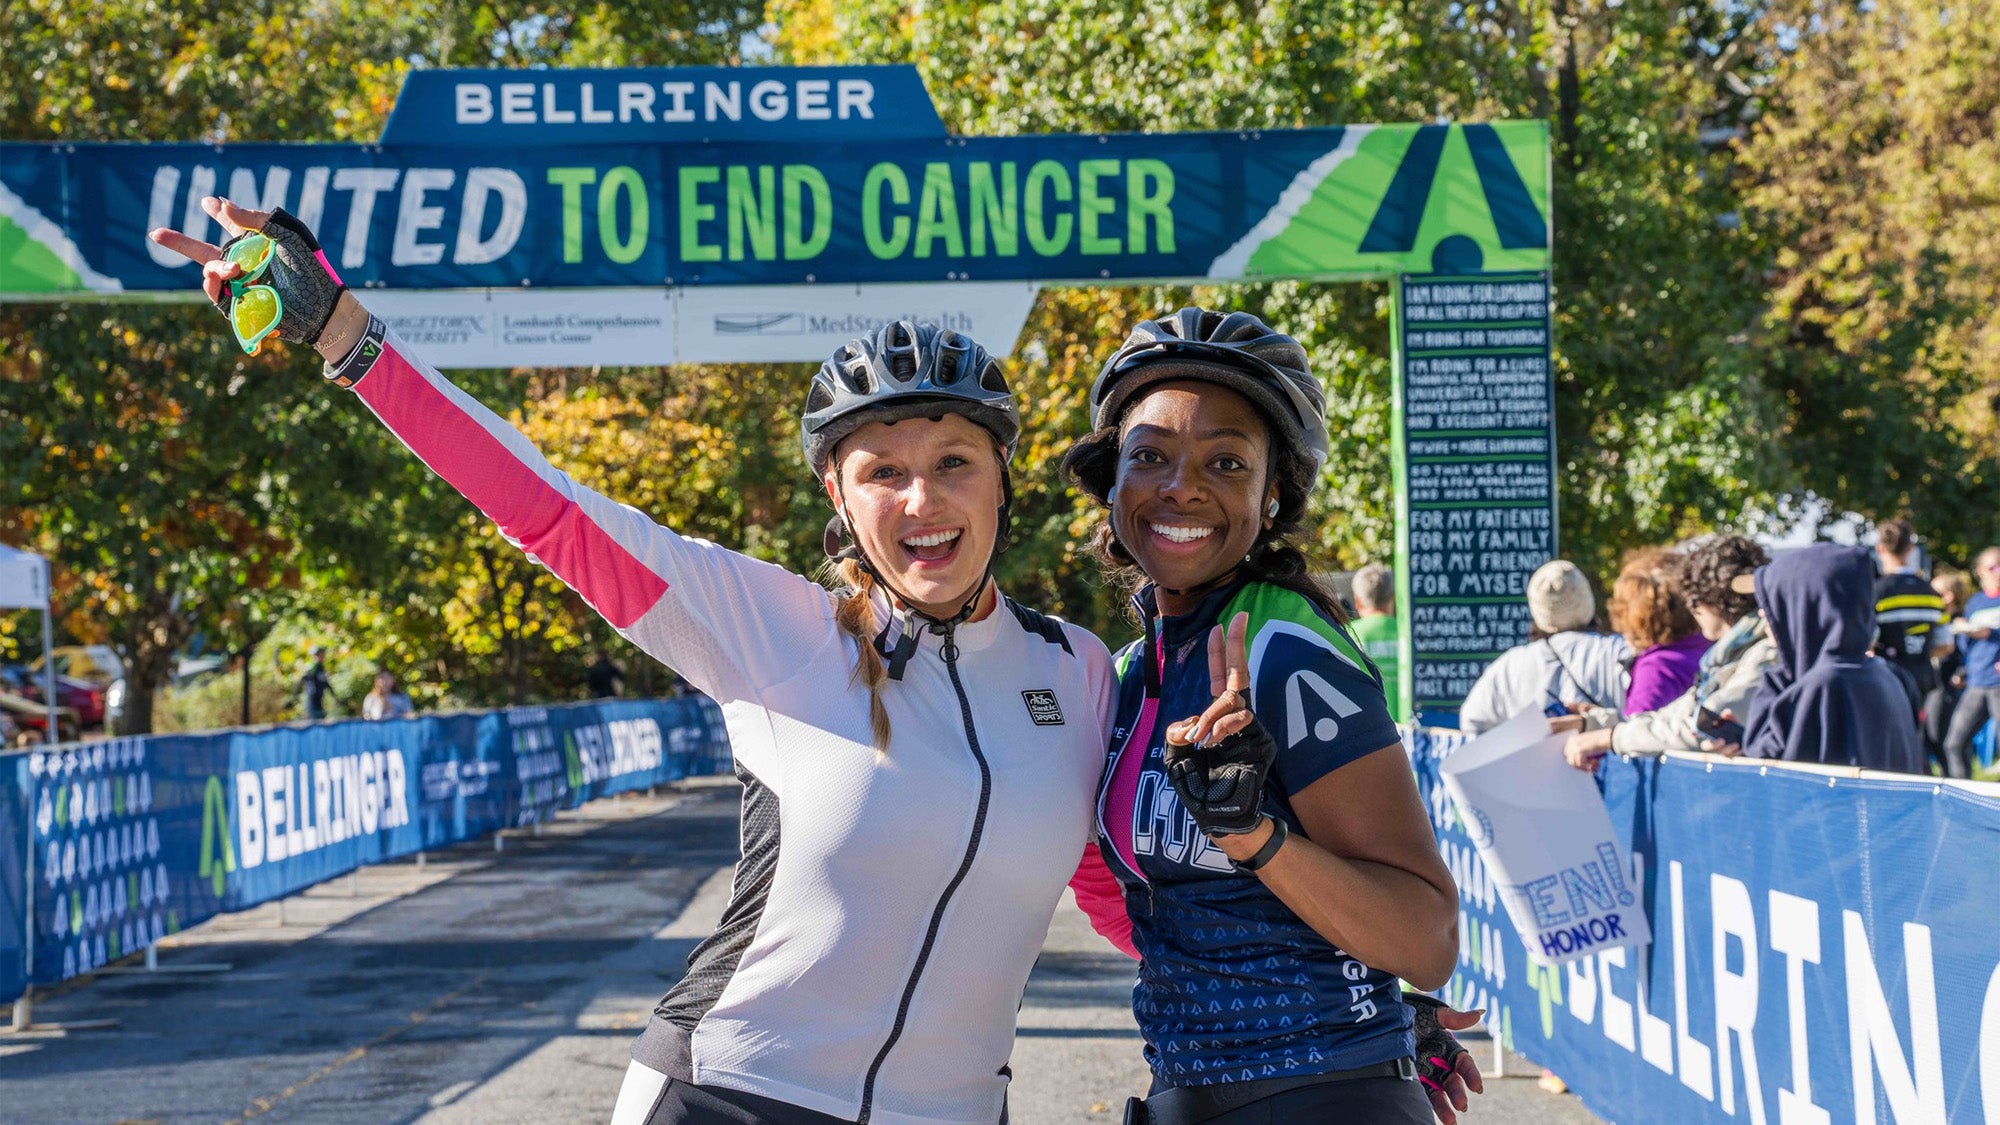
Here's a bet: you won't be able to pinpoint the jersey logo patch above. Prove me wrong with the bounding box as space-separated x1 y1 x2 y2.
1283 668 1363 748
1022 689 1065 726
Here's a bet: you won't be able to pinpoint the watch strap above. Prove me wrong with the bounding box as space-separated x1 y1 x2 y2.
324 314 387 389
1234 815 1288 873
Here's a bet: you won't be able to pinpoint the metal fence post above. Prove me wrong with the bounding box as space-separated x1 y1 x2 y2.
13 750 37 1032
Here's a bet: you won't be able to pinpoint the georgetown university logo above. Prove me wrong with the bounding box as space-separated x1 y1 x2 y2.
1021 689 1064 726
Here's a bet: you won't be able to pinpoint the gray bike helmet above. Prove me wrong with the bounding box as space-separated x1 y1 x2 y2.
802 320 1020 474
1088 308 1330 470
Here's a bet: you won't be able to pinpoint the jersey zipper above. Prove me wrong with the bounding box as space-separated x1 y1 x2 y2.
856 623 992 1125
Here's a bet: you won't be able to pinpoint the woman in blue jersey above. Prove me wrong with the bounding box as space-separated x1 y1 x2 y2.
1062 309 1476 1125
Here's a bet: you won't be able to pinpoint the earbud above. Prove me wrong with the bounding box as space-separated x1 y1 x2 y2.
1266 498 1280 518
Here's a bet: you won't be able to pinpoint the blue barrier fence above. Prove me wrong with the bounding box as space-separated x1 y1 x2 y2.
1 697 731 1004
1406 728 2000 1124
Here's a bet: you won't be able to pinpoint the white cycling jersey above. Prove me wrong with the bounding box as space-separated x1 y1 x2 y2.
327 319 1119 1125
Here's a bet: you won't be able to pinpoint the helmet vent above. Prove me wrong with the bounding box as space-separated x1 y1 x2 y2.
978 359 1008 395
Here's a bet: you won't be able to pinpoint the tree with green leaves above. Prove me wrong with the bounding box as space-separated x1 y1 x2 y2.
1737 0 2000 565
11 0 2000 728
0 0 764 730
770 0 1785 599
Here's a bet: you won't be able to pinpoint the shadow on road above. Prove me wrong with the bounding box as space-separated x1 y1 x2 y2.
4 791 738 1125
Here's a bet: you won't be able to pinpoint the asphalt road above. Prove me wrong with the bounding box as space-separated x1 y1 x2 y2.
0 783 1604 1125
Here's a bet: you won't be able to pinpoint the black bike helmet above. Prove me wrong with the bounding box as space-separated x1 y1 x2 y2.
1088 308 1329 470
802 320 1020 475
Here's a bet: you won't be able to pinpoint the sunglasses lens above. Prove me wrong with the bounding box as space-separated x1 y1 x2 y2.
226 234 275 278
232 285 281 350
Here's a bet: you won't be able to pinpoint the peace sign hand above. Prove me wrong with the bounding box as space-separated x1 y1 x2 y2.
147 196 348 350
1162 612 1276 837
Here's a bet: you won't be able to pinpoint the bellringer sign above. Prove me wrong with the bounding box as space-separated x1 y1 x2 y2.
378 65 948 146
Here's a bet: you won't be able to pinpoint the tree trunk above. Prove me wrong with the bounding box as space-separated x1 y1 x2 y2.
238 637 257 727
114 593 193 736
1550 0 1583 173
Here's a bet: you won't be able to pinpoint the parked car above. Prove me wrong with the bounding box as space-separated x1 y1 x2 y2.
2 666 106 728
33 645 125 685
31 645 126 729
173 654 230 685
0 685 79 745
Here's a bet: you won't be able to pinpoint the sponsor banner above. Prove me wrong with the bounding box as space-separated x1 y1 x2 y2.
355 282 1039 367
360 288 676 367
2 697 729 997
21 735 194 987
1409 727 2000 1125
379 66 947 148
1 123 1550 297
1438 708 1649 965
0 753 26 1005
1393 271 1556 722
673 281 1040 363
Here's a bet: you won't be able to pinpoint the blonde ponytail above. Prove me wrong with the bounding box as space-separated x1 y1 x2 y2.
824 556 893 751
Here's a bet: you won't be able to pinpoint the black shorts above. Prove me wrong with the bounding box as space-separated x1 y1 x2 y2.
1141 1074 1431 1125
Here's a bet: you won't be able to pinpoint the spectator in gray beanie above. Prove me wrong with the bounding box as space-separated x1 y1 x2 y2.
1460 560 1629 734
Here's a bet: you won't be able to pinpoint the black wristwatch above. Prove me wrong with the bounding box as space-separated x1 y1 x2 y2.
1233 815 1288 873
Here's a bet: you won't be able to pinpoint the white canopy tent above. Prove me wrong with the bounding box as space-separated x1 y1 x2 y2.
0 543 56 744
0 543 48 604
1 542 53 1034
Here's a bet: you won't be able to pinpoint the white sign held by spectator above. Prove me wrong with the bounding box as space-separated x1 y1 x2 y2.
1439 706 1651 965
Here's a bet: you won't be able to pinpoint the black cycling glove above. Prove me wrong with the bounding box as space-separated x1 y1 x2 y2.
213 208 347 347
1406 992 1475 1095
1162 717 1277 836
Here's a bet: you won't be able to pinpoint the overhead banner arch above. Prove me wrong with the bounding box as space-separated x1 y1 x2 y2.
0 65 1554 722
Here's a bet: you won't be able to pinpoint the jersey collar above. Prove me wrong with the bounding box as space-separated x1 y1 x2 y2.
1132 575 1253 649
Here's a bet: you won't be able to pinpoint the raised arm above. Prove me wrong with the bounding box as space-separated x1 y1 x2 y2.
151 197 834 706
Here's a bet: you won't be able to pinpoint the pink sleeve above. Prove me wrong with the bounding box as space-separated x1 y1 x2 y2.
1068 843 1138 959
341 328 837 706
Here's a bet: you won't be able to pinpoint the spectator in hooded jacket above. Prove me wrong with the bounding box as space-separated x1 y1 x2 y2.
1740 543 1923 773
1460 560 1628 734
1561 536 1774 770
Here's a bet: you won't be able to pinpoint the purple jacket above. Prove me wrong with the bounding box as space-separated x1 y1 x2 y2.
1624 631 1710 716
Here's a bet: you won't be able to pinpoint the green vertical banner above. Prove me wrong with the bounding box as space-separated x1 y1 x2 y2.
1393 272 1557 724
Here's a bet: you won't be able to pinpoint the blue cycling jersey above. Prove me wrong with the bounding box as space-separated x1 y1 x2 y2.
1097 578 1415 1086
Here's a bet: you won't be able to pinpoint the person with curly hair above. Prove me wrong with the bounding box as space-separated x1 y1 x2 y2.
1563 536 1775 770
1607 548 1708 716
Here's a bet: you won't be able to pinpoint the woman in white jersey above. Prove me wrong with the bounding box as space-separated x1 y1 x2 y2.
152 198 1130 1125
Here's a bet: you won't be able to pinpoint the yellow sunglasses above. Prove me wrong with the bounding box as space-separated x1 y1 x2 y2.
224 233 283 354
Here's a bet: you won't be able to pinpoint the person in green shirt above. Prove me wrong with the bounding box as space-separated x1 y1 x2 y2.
1349 563 1404 721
